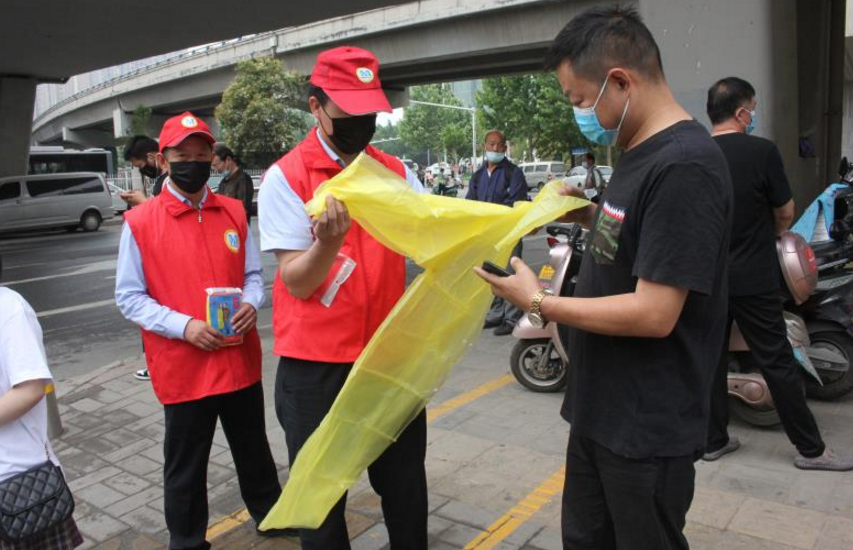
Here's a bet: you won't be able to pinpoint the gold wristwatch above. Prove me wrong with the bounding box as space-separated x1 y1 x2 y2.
528 288 553 328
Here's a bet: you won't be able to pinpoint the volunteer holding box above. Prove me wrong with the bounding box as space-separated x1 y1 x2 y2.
115 113 287 550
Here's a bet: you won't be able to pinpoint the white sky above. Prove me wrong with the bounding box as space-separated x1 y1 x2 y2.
377 108 405 126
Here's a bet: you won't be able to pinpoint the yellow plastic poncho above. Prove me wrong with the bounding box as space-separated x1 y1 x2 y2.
261 154 588 530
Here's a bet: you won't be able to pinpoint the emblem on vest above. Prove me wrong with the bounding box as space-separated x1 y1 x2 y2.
224 229 240 253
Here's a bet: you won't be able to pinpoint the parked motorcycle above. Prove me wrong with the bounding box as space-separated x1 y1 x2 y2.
432 182 459 197
509 223 583 392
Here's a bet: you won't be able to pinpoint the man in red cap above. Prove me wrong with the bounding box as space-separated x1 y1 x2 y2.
258 47 428 549
116 112 287 549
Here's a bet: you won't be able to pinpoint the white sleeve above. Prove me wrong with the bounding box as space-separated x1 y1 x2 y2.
258 165 314 252
404 165 428 195
0 295 52 387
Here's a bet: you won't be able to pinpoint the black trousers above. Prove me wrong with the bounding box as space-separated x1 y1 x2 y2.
274 357 428 550
707 292 825 458
486 240 524 326
163 382 282 550
562 434 695 550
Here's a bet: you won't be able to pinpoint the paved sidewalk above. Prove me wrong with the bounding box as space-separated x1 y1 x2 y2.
52 329 853 550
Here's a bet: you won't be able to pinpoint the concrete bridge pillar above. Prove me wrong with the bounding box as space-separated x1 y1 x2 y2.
0 76 37 177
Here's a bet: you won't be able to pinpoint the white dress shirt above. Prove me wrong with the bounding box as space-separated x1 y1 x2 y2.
115 182 264 340
259 128 426 253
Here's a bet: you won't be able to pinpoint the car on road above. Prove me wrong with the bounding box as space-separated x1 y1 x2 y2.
562 165 613 189
518 161 565 190
0 172 115 234
207 173 263 217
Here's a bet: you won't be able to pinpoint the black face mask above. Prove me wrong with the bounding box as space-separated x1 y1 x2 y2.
168 161 211 194
321 105 377 155
139 163 158 179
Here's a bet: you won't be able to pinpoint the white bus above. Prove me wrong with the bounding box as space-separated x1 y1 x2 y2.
28 146 116 175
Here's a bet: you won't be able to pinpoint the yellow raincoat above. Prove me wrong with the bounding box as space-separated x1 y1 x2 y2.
261 154 588 530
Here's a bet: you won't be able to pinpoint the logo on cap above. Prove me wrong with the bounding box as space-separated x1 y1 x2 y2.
224 229 240 253
355 67 375 84
181 116 199 128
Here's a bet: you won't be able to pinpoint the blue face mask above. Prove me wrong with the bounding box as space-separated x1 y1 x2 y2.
573 77 630 146
741 109 757 135
485 151 506 164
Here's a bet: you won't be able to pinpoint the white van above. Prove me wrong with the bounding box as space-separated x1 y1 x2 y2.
0 172 115 234
518 161 566 190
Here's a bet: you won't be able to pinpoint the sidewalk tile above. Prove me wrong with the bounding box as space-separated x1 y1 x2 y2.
115 453 161 476
118 505 163 536
351 523 389 550
108 485 163 517
103 472 151 496
436 522 485 547
101 438 158 463
816 515 853 550
102 427 144 447
76 512 130 543
728 497 827 549
69 466 123 492
434 500 496 531
76 482 127 508
70 398 107 413
687 486 746 530
526 526 562 550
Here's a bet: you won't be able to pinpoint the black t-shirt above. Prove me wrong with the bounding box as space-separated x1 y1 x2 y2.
714 133 792 296
561 120 732 459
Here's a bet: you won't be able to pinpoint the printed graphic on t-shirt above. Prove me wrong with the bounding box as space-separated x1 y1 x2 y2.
590 201 627 265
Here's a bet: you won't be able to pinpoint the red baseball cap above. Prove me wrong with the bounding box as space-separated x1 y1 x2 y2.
310 46 392 115
158 112 216 153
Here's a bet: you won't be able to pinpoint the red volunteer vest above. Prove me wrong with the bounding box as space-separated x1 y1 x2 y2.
272 131 408 362
124 188 262 404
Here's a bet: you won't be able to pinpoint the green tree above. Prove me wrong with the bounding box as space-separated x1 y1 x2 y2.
476 73 594 162
130 105 152 136
399 84 471 163
371 121 407 159
216 56 310 168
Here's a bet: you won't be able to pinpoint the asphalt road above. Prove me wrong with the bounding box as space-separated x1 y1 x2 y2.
0 218 549 381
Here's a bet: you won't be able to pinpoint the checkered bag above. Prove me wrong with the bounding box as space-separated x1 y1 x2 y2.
0 461 74 542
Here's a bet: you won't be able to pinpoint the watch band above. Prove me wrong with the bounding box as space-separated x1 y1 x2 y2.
530 289 549 323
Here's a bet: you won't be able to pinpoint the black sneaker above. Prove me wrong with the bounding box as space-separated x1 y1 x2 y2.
493 323 515 336
134 368 150 381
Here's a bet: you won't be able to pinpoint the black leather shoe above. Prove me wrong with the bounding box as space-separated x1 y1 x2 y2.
484 319 502 329
493 323 515 336
256 527 299 538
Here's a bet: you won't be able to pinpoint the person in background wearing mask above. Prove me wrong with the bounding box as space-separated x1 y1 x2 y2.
115 112 288 550
704 77 853 471
121 135 169 382
258 46 428 550
581 152 605 194
121 135 169 208
212 143 254 224
466 130 529 336
476 7 732 548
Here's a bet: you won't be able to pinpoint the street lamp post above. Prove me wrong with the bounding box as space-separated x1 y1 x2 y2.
408 100 477 169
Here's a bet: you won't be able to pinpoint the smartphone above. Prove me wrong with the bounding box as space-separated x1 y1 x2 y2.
481 261 511 277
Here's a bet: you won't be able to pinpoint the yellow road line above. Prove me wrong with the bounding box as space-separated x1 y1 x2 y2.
207 508 251 539
207 371 516 539
462 466 565 550
426 373 515 423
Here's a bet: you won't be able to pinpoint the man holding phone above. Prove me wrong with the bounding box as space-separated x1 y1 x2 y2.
476 7 731 548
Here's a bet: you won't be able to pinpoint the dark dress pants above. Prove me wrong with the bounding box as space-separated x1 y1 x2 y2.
274 357 428 550
163 382 282 550
706 292 825 458
562 433 695 550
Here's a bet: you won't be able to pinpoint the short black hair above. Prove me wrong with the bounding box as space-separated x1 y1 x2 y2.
123 135 158 161
213 142 241 166
307 83 330 107
545 5 664 82
585 152 596 162
707 77 756 125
